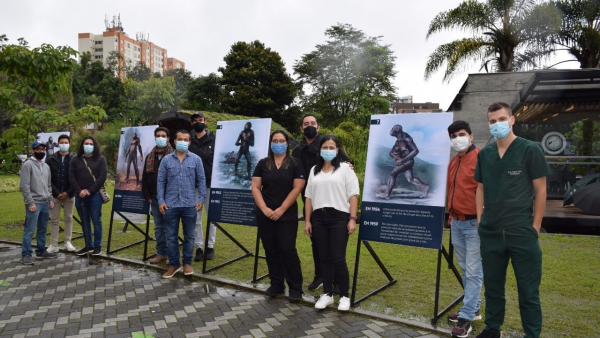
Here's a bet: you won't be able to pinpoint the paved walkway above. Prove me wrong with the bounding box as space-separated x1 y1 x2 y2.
0 243 442 338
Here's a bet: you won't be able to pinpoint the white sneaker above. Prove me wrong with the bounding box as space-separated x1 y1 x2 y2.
314 294 334 309
338 296 351 311
64 242 76 252
47 245 60 253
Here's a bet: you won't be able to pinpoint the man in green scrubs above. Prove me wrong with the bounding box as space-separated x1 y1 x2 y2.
474 102 550 338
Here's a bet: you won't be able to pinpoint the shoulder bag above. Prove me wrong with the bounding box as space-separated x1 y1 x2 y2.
82 158 110 204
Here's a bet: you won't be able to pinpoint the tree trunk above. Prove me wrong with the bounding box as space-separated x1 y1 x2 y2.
581 120 594 157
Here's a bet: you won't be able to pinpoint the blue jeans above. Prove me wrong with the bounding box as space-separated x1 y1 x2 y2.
451 218 483 321
22 202 50 256
164 206 196 266
150 197 168 256
76 192 103 249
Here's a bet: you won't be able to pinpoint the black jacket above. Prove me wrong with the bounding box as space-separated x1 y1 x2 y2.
291 133 351 197
141 150 168 201
189 129 216 187
47 152 75 198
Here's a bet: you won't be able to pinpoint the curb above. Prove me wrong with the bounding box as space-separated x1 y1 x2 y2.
0 239 452 336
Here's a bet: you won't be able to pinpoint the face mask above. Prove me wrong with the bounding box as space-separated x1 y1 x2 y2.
33 152 45 160
303 126 317 139
450 136 470 152
320 149 337 162
176 141 189 152
490 119 512 139
271 143 287 156
83 145 94 154
193 122 206 133
59 144 70 152
155 137 168 148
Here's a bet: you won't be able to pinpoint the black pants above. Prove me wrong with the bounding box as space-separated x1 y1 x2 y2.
258 217 303 293
234 147 251 177
311 208 349 297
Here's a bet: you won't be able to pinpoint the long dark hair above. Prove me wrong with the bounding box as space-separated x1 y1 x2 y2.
313 134 341 175
77 136 101 158
266 130 296 170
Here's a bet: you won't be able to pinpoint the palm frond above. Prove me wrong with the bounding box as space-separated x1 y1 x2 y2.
426 0 497 38
424 37 493 81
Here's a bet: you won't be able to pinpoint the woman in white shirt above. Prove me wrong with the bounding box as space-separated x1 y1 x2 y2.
304 134 360 311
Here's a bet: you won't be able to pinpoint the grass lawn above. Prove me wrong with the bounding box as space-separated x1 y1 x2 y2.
0 185 598 337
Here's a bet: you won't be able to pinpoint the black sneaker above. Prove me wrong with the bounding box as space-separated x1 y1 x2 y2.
205 247 215 260
76 248 93 256
288 289 304 302
92 248 102 256
333 283 340 295
265 285 285 297
452 318 472 337
37 251 57 259
21 255 33 265
307 277 323 291
194 248 204 262
449 309 482 323
475 328 501 338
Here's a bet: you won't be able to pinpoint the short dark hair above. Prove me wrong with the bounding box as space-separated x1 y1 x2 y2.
175 129 192 140
487 102 512 116
154 127 170 138
77 136 101 158
301 114 318 125
245 122 252 128
448 121 472 137
314 134 341 175
58 134 70 142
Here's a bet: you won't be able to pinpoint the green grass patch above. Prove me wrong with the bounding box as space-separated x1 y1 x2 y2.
0 187 598 337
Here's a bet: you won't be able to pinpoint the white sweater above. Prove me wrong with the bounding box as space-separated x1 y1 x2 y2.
305 162 360 213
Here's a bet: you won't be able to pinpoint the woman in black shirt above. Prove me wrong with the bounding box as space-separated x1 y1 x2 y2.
251 130 306 301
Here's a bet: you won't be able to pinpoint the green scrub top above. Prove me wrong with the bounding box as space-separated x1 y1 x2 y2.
474 137 550 236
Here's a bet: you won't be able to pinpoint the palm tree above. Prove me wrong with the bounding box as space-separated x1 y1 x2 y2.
425 0 561 81
550 0 600 68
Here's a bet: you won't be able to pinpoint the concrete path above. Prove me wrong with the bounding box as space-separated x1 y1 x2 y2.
0 244 442 338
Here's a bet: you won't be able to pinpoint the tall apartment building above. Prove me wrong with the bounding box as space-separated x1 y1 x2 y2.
77 16 185 77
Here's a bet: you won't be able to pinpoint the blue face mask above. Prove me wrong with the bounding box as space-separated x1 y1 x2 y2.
320 149 337 162
271 142 287 156
59 144 69 152
83 145 94 154
490 118 512 139
155 137 168 148
176 141 189 152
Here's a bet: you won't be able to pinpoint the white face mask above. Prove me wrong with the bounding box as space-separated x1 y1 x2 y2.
451 136 470 152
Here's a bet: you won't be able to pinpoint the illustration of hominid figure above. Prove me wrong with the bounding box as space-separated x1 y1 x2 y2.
383 124 429 198
45 136 58 158
125 133 143 185
233 122 254 178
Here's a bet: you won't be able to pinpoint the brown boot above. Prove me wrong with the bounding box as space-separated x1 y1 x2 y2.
149 254 167 264
183 264 194 276
162 266 181 279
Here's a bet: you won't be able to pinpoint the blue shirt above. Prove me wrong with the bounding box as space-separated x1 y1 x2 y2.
157 151 206 207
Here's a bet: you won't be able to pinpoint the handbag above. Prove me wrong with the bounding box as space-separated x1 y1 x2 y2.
82 158 110 204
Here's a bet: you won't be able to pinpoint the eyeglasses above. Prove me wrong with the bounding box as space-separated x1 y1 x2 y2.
271 140 287 144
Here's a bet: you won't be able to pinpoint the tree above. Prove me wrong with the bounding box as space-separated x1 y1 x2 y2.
219 41 296 122
294 24 398 126
165 68 193 108
126 63 151 82
123 76 176 125
0 37 106 172
425 0 562 81
551 0 600 68
185 73 222 112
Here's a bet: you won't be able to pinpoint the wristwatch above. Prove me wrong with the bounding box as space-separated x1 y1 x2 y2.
349 216 358 220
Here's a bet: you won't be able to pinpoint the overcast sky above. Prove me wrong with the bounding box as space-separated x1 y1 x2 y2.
1 0 574 111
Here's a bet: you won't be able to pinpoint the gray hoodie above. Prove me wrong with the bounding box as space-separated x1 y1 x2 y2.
20 157 52 206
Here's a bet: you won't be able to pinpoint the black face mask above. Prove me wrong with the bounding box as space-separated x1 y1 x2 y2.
303 126 317 139
193 122 206 132
34 152 45 160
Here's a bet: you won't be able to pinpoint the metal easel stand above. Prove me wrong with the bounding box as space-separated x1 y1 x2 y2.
350 240 397 307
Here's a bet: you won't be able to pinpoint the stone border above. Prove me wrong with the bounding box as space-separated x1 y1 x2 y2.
0 239 452 336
